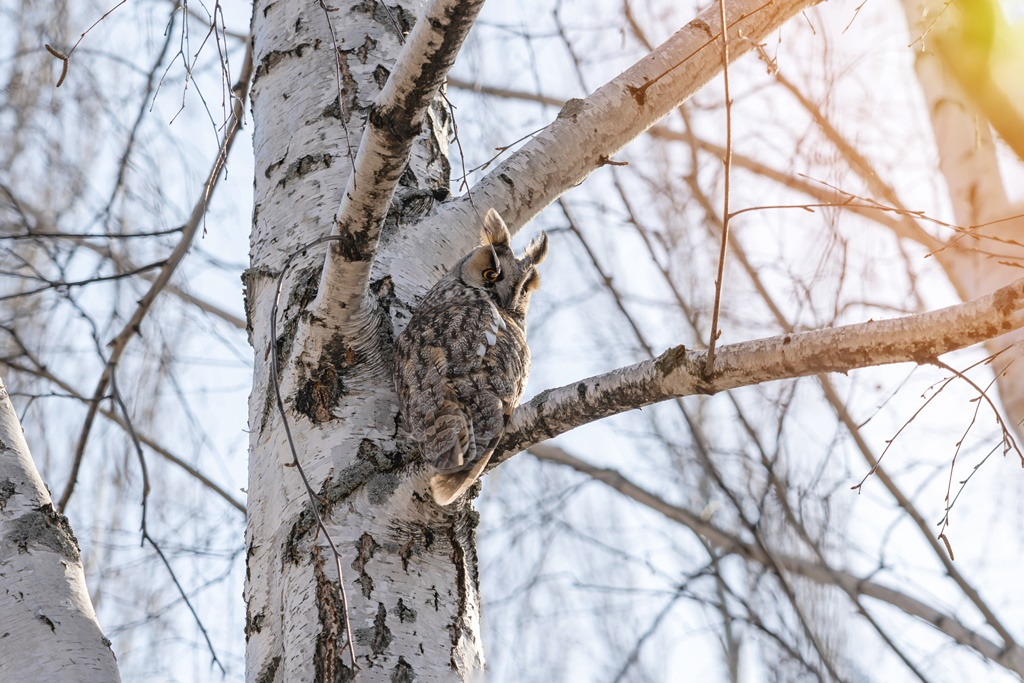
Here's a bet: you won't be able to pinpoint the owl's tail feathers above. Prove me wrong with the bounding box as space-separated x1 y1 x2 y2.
424 414 473 471
430 451 493 506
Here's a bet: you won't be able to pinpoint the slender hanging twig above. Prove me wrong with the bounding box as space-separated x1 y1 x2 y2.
705 0 734 374
268 235 363 671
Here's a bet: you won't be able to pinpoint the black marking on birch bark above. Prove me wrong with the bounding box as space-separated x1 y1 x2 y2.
313 547 357 682
557 98 585 121
373 65 391 90
241 266 276 346
332 221 376 262
355 35 378 65
654 344 690 376
254 656 281 683
444 522 470 670
352 532 380 599
356 602 392 655
266 259 315 413
8 505 80 561
0 479 15 511
399 537 415 572
294 334 354 424
253 43 312 82
370 276 398 318
350 0 415 38
395 598 417 623
277 153 333 189
391 656 415 683
37 614 55 632
284 445 414 565
263 158 283 179
245 609 266 638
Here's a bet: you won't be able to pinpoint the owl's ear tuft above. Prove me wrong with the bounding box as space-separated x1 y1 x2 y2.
480 208 511 247
524 232 549 264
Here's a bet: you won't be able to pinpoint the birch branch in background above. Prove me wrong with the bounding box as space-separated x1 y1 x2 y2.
0 374 121 682
316 0 486 316
409 0 822 244
497 276 1024 458
443 77 933 251
529 443 1024 676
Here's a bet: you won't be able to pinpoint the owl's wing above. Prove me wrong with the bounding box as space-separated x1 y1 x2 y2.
404 353 477 472
429 389 507 506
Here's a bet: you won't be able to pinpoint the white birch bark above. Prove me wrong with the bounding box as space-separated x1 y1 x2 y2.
245 1 484 681
901 0 1024 438
0 374 120 683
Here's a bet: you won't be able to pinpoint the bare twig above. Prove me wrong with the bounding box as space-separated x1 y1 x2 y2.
109 369 226 674
705 0 734 374
529 443 1024 675
56 35 254 513
268 235 363 670
44 0 129 87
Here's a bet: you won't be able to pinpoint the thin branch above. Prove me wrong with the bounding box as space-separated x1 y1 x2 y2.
529 443 1024 675
55 36 254 513
705 0 734 373
2 355 245 514
110 370 225 675
442 78 943 251
44 0 129 87
498 275 1024 458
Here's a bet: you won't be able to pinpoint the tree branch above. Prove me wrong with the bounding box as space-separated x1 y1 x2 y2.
316 0 486 317
497 276 1024 458
409 0 822 244
529 443 1024 675
55 38 254 512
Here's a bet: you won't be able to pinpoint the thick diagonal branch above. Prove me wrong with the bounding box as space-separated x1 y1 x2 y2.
497 276 1024 458
408 0 822 243
316 0 486 316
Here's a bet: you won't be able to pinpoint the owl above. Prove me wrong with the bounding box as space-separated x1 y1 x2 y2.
393 208 548 505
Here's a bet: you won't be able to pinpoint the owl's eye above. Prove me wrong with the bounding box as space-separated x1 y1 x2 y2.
482 268 500 283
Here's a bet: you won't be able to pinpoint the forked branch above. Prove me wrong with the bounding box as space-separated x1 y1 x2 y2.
315 0 486 316
406 0 822 245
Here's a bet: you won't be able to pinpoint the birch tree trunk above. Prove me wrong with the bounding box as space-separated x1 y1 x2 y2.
244 1 487 680
242 0 822 678
0 374 120 683
901 0 1024 437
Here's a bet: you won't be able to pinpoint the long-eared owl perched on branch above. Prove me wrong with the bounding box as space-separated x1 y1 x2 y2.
394 208 548 505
